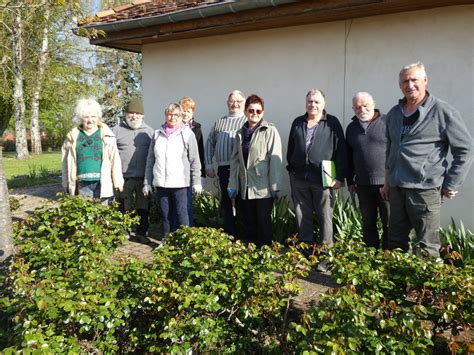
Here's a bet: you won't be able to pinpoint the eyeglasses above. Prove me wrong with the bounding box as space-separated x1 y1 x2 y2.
247 109 263 114
228 100 244 105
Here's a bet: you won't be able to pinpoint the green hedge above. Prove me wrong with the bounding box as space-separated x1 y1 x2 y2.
1 196 471 353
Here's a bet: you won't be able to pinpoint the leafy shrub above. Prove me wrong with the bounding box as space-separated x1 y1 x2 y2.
3 192 472 353
125 227 313 353
1 196 313 353
0 196 140 353
290 240 473 353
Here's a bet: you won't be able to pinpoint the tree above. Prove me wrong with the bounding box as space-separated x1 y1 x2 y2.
11 4 29 159
94 48 142 125
29 0 50 155
0 0 141 156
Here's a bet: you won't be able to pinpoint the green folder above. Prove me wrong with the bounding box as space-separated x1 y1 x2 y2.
321 160 336 188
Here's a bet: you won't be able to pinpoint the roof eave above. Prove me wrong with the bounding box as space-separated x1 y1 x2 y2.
80 0 473 53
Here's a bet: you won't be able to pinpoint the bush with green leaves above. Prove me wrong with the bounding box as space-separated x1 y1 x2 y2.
125 227 313 353
0 196 140 353
289 240 473 353
2 191 472 353
1 195 313 353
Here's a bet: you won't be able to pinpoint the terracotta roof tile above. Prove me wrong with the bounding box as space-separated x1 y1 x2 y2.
96 9 115 18
132 0 152 5
113 4 135 12
89 0 223 25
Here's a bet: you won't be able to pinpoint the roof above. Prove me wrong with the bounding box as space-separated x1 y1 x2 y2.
89 0 224 26
78 0 473 53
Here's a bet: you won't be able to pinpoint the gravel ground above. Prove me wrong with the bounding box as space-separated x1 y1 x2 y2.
9 183 339 310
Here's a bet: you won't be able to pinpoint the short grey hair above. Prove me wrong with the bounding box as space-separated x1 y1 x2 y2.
74 98 102 124
352 92 375 106
306 89 325 100
227 90 245 101
164 103 182 114
399 61 427 79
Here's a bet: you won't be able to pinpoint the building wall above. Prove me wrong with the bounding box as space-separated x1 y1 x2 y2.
142 5 474 228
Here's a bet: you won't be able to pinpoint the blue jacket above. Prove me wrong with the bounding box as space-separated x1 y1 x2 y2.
386 93 473 190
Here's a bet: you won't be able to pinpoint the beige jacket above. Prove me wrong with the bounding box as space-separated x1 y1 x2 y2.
229 120 282 199
61 123 124 198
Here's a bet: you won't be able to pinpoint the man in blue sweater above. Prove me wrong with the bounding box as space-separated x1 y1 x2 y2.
346 92 389 249
381 62 473 257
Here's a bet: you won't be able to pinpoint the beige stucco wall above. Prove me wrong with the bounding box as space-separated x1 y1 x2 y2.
142 5 474 229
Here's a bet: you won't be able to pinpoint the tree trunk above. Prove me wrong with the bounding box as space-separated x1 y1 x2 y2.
12 8 29 160
0 147 13 265
29 4 50 155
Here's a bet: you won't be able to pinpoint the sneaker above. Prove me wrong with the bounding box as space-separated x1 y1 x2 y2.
315 259 331 273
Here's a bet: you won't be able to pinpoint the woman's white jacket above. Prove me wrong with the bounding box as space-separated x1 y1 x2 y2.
144 124 201 188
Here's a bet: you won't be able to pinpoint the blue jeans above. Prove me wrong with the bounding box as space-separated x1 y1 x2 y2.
157 187 189 235
169 186 193 230
78 180 101 198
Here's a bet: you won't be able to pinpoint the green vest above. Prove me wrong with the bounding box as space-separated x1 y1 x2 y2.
76 128 102 181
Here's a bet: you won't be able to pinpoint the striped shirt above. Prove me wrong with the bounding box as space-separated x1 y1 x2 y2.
205 114 246 168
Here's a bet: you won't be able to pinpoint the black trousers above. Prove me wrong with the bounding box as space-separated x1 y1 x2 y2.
242 197 274 247
217 166 240 236
357 185 389 249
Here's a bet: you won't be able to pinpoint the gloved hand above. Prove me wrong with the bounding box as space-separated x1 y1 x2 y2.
227 188 237 199
271 190 278 199
192 185 203 194
200 177 206 188
142 184 152 197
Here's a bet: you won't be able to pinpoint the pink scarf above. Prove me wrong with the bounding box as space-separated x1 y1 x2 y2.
164 123 181 136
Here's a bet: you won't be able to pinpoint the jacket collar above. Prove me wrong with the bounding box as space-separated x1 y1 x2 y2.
350 109 381 122
304 109 327 122
398 91 433 114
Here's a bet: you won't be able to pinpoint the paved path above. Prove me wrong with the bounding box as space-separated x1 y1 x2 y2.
9 183 338 309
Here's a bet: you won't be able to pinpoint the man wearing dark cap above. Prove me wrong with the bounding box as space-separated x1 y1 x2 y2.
112 97 154 242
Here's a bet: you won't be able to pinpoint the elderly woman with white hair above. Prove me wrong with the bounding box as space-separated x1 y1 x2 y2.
62 98 123 201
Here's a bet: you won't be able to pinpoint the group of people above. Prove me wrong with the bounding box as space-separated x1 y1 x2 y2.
62 62 473 263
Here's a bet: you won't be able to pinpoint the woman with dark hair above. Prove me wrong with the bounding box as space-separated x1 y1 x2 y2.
228 94 282 246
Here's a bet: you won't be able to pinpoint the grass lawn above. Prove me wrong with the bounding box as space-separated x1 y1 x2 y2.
3 151 62 188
